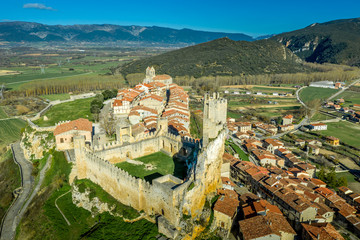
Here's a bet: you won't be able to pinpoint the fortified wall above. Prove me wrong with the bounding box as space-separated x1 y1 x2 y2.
70 92 228 239
93 131 182 162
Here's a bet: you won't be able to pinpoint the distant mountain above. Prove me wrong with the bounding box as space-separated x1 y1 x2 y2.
119 37 305 78
255 34 276 40
0 21 253 45
271 17 360 66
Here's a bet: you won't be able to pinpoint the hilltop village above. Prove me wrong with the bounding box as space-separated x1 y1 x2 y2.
14 67 359 240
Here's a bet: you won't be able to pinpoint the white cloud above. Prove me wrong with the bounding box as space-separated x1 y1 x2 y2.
23 3 56 11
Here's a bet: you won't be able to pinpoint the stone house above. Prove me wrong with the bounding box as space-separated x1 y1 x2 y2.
236 122 252 133
138 94 164 113
112 99 131 115
301 222 344 240
282 115 293 125
213 195 239 238
54 118 93 150
307 144 320 155
325 136 339 146
263 139 284 154
238 212 296 240
278 124 294 132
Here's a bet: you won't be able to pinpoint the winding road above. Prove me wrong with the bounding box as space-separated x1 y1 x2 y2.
0 144 52 240
0 143 34 240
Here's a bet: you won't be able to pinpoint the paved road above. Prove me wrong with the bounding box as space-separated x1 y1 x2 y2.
326 78 360 101
0 143 34 240
295 86 309 109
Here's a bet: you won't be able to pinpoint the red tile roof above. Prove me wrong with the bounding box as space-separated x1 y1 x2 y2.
213 196 239 217
54 118 92 136
153 74 171 80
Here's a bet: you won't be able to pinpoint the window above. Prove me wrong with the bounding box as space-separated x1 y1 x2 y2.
60 138 64 143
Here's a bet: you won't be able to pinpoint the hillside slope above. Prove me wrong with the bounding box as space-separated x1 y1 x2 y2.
271 18 360 66
119 38 305 78
0 21 253 45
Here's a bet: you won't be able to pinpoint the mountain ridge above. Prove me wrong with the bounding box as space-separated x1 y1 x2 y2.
0 21 254 45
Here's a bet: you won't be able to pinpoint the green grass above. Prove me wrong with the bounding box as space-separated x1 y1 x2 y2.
227 111 242 119
43 185 158 240
336 172 356 183
33 97 94 127
332 91 360 107
311 112 334 121
0 66 85 85
300 86 338 103
74 179 139 219
42 151 72 187
320 121 360 147
252 86 295 92
0 107 8 119
115 152 175 181
0 118 27 149
39 93 70 101
0 150 21 220
228 141 249 161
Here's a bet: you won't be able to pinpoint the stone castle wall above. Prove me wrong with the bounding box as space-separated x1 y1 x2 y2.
93 131 182 161
71 127 226 233
70 91 228 238
73 146 184 226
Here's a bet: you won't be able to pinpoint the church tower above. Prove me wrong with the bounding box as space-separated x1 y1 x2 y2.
145 66 156 83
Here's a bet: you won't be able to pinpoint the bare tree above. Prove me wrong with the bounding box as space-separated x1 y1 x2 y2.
100 111 117 137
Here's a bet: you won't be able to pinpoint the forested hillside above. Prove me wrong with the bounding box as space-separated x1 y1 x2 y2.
119 38 306 78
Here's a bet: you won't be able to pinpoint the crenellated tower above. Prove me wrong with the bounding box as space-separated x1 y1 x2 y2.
202 92 227 146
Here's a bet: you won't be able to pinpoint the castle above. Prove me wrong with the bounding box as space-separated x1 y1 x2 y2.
69 92 227 239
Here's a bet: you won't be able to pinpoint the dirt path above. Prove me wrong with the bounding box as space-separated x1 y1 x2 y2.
55 190 71 226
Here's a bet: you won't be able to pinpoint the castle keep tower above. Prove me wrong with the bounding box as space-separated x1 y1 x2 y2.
202 92 227 146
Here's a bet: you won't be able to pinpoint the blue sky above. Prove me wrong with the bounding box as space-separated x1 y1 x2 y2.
1 0 359 36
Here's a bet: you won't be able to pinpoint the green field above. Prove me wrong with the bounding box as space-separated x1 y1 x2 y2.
227 111 242 119
332 91 360 107
33 97 94 127
0 118 27 148
300 87 338 103
251 86 295 93
116 152 175 181
39 93 70 101
311 112 334 121
0 107 7 119
321 121 360 147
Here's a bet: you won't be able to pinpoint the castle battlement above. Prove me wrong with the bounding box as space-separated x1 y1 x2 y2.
84 150 140 185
